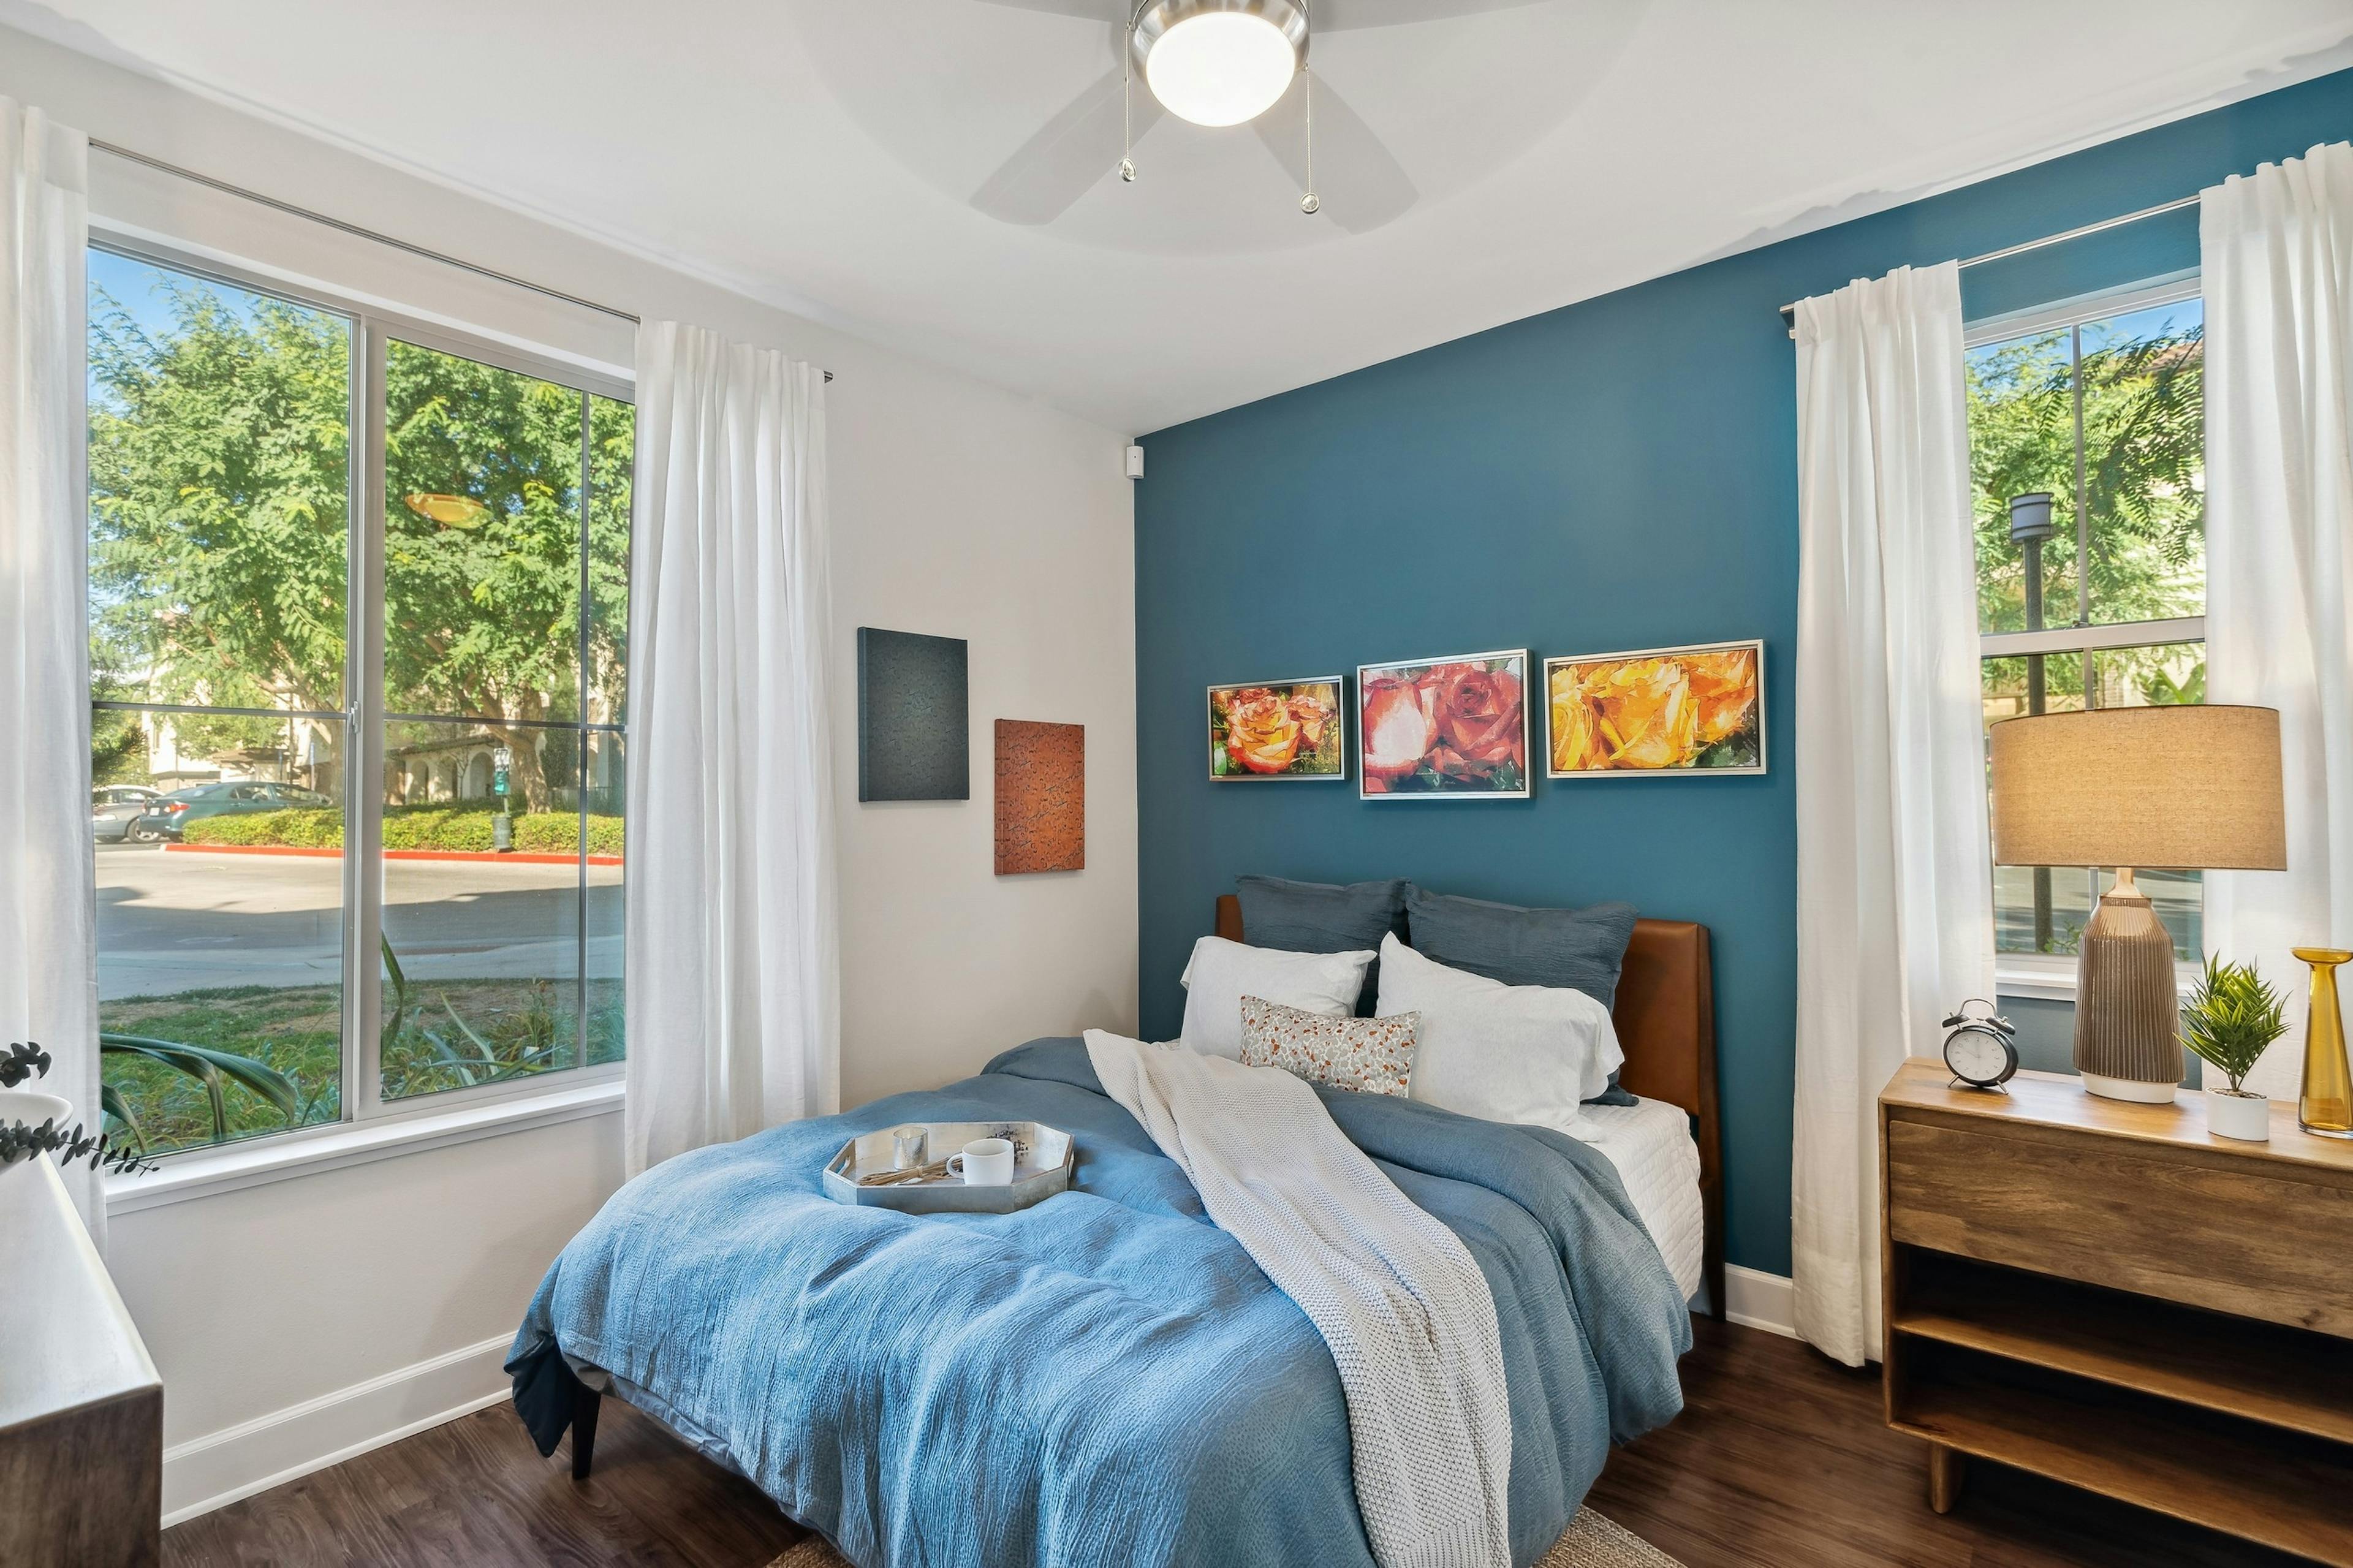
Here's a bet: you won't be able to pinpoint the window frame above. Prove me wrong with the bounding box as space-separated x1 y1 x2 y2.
1965 273 2205 996
88 227 632 1157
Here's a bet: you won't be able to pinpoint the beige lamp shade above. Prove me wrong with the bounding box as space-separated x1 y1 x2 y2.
1989 705 2286 870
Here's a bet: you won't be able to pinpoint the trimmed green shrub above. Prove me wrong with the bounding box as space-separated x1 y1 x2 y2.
512 812 626 857
183 806 623 857
379 808 493 852
181 809 343 848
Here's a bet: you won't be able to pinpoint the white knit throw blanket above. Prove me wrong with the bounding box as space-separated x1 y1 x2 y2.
1084 1030 1513 1568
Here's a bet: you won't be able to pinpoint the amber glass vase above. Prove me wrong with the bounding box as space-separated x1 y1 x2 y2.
2294 947 2353 1138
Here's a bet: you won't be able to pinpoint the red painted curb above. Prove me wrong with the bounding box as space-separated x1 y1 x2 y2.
165 843 623 867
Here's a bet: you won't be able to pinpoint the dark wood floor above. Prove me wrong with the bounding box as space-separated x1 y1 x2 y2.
164 1316 2303 1568
161 1393 810 1567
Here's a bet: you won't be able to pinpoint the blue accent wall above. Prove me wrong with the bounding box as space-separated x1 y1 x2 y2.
1132 70 2352 1279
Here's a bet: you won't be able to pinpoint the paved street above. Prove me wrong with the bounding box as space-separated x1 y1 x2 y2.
97 843 620 1001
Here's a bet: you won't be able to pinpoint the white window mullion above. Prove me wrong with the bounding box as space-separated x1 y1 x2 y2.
1979 616 2206 660
576 395 593 1074
350 317 390 1121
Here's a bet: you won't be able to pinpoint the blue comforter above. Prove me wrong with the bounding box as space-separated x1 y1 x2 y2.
508 1038 1690 1568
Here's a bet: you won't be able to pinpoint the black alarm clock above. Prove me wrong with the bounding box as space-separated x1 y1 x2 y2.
1941 998 2018 1091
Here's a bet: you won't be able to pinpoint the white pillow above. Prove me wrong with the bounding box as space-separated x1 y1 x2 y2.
1376 933 1624 1126
1178 936 1374 1060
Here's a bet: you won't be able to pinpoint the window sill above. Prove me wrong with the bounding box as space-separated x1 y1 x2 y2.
1995 960 2203 1005
105 1077 624 1216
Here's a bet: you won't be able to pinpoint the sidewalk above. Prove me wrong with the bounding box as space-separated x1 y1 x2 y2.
167 843 624 867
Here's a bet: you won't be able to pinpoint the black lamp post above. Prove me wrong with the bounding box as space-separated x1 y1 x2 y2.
2009 492 2058 952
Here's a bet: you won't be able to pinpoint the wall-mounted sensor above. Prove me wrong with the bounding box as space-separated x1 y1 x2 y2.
1125 444 1145 479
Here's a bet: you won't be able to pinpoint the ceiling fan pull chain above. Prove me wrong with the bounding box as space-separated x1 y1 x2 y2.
1119 4 1138 184
1300 66 1319 214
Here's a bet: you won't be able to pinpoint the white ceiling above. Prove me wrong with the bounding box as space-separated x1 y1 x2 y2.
15 0 2353 433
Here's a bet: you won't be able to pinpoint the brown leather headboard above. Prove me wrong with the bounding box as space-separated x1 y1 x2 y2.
1214 893 1723 1314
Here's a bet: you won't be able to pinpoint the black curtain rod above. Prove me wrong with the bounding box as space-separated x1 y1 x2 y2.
89 138 834 382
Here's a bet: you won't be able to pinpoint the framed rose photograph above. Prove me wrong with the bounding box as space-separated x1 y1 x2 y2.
1545 638 1765 778
1356 650 1530 799
1208 679 1347 781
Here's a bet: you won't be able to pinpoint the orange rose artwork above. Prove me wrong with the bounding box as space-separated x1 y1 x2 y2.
1545 642 1764 775
1355 652 1529 797
1208 680 1344 779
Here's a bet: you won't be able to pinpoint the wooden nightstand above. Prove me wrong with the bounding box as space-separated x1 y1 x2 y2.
1879 1058 2353 1564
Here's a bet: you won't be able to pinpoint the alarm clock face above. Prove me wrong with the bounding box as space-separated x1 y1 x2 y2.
1946 1026 2013 1088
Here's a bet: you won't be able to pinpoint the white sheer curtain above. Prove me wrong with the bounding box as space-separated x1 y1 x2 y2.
1791 262 1992 1367
623 322 837 1178
1 99 100 1239
2203 141 2353 1099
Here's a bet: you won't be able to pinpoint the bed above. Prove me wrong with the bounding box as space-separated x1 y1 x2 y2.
1214 895 1724 1315
508 897 1719 1568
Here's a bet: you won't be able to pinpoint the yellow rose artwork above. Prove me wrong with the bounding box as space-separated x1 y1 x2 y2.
1545 642 1764 776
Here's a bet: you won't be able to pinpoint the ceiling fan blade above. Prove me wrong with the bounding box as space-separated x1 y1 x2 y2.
1252 74 1416 232
972 67 1164 225
966 0 1116 15
1313 0 1555 30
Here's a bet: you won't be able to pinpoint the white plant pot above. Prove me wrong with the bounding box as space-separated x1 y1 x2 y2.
2205 1087 2271 1143
0 1089 75 1165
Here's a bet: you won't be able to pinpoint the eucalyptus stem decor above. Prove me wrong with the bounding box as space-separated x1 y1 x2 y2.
0 1040 153 1177
0 1040 47 1089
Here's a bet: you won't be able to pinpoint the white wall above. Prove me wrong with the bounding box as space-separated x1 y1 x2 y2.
831 373 1138 1107
5 21 1138 1519
110 1112 624 1518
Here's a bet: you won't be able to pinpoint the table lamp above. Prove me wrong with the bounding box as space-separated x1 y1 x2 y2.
1988 705 2286 1102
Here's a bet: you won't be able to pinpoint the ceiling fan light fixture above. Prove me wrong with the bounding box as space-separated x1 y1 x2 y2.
1132 0 1306 129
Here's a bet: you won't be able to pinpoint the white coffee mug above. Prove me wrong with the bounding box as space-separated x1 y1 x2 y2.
945 1137 1015 1186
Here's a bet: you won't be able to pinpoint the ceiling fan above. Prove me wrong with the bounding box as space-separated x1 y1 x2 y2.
968 0 1552 231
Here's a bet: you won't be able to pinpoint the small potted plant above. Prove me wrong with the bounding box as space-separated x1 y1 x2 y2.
0 1041 151 1176
2181 956 2288 1142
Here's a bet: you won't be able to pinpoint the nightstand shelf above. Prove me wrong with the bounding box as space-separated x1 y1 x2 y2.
1892 1251 2353 1445
1879 1059 2353 1562
1895 1347 2353 1565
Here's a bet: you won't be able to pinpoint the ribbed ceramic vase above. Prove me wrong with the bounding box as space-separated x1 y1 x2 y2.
2072 876 2183 1102
2295 947 2353 1139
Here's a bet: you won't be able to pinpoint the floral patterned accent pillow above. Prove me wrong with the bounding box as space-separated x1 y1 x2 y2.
1238 994 1420 1097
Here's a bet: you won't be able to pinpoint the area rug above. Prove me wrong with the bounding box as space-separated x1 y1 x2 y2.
767 1508 1684 1567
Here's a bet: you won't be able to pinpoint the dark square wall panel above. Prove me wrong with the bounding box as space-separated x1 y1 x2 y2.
857 627 969 802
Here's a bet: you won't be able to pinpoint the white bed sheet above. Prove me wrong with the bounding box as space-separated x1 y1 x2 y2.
1567 1096 1703 1303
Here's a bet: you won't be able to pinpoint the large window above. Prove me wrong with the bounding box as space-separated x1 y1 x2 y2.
89 242 631 1157
1966 279 2204 974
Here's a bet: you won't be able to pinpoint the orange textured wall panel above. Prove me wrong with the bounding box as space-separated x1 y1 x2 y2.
994 719 1085 875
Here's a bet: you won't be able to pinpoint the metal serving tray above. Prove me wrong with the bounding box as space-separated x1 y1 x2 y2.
821 1120 1074 1214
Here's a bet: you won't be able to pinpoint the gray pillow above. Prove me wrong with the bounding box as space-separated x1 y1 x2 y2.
1585 1075 1639 1108
1236 876 1409 1015
1400 884 1638 1009
1401 884 1640 1105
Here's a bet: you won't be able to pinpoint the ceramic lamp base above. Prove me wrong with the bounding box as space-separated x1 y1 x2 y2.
2081 1071 2181 1104
2072 872 2183 1102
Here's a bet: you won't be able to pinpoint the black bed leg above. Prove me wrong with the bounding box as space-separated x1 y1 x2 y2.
570 1382 602 1480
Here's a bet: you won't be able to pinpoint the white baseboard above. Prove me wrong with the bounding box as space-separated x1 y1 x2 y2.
161 1333 514 1527
1721 1263 1796 1339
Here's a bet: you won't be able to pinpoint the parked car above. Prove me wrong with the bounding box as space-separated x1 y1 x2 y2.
134 781 335 841
91 784 165 843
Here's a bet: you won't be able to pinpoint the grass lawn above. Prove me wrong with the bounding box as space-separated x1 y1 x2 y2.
102 978 623 1156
